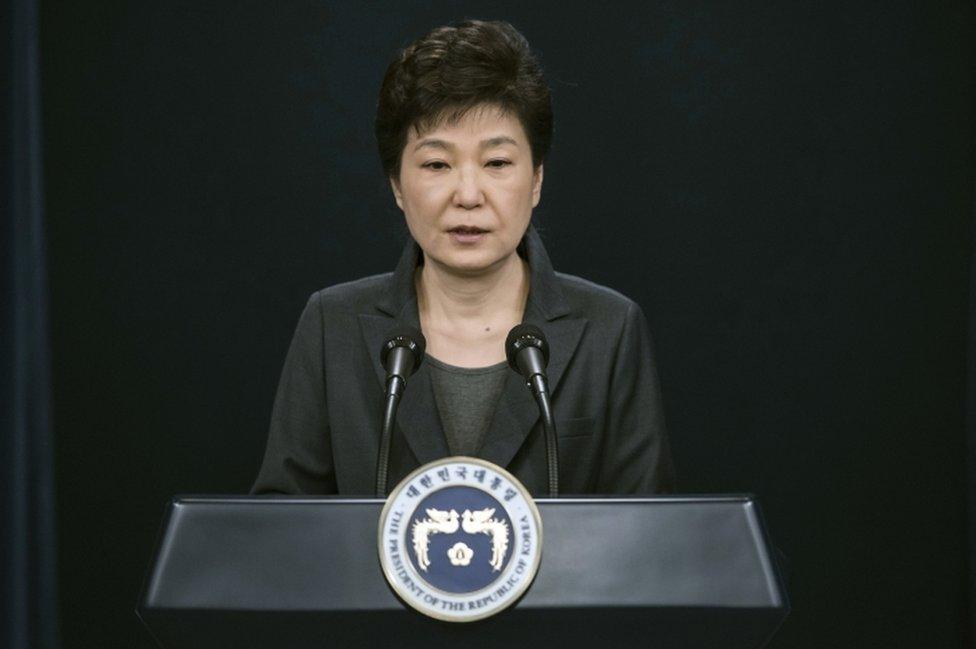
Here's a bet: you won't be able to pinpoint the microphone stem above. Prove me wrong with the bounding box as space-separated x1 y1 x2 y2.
530 374 559 497
375 376 404 497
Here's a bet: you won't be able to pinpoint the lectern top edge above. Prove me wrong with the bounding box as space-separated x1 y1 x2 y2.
169 494 758 506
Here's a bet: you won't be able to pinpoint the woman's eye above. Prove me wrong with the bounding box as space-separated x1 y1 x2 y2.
486 159 511 168
422 161 449 170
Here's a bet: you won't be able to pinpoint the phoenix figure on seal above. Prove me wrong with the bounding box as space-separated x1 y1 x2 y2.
412 509 460 571
411 507 510 572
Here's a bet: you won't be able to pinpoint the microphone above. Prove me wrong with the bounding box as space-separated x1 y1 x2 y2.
506 323 550 397
505 324 559 497
376 326 426 496
380 326 426 398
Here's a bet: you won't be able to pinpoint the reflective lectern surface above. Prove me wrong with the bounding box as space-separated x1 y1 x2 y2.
138 496 788 649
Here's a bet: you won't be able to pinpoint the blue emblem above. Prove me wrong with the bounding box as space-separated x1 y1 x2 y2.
378 457 543 622
406 486 514 593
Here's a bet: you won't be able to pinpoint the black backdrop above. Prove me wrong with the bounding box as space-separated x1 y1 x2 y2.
40 2 974 648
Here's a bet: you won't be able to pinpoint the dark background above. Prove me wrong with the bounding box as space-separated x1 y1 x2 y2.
37 2 973 647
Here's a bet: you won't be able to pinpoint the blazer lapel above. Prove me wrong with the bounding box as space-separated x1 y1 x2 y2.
360 313 395 394
538 316 588 397
476 370 538 467
395 363 450 464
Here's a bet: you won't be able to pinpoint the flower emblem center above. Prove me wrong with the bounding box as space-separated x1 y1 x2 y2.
447 542 474 566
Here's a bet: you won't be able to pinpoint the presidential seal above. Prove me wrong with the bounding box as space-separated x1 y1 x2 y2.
378 456 543 622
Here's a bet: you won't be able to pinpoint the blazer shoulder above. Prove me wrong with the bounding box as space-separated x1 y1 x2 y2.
309 272 393 314
554 271 644 321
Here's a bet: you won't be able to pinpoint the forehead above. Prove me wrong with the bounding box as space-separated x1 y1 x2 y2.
407 104 528 146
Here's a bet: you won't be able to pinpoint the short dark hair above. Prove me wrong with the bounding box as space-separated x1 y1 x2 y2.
375 19 553 180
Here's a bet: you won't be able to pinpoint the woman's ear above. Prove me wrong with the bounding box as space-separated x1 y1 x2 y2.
531 164 544 208
389 176 404 210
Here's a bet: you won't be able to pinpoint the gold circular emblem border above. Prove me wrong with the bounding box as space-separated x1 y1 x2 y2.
377 455 544 623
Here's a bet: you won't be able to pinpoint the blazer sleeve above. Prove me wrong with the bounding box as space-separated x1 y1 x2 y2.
596 301 676 494
250 292 338 494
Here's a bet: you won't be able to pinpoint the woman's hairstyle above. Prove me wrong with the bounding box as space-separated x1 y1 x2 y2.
375 19 553 180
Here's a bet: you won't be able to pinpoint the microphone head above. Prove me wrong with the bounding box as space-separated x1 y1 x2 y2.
380 325 427 374
505 323 550 373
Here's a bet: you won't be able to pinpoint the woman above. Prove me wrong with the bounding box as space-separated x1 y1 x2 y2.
252 19 674 496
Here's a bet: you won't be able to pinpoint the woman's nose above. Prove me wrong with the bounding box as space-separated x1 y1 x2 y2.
452 168 484 209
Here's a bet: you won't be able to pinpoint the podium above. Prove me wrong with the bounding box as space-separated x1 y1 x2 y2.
137 495 788 648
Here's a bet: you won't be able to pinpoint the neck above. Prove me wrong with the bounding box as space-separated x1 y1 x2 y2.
416 252 529 326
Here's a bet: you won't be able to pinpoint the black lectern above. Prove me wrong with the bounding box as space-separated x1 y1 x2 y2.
137 496 788 649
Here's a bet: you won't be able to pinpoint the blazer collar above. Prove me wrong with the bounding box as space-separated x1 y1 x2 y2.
375 224 572 321
361 224 586 471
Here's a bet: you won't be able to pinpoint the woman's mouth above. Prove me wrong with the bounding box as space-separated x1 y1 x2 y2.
448 226 488 243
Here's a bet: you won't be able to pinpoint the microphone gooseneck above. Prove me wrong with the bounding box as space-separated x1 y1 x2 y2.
376 326 426 496
505 324 559 497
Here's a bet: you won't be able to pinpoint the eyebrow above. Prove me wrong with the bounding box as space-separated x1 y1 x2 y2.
413 135 520 152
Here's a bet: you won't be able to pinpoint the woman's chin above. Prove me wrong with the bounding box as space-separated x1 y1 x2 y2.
428 248 514 276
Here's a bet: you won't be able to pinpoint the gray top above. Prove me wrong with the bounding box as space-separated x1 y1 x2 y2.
425 354 509 456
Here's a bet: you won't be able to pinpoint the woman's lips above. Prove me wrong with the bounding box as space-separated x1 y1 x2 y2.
448 226 488 244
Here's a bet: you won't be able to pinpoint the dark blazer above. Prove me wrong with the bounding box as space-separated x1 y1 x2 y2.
251 225 674 496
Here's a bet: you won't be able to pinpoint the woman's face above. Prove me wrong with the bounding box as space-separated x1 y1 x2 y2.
391 104 543 276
